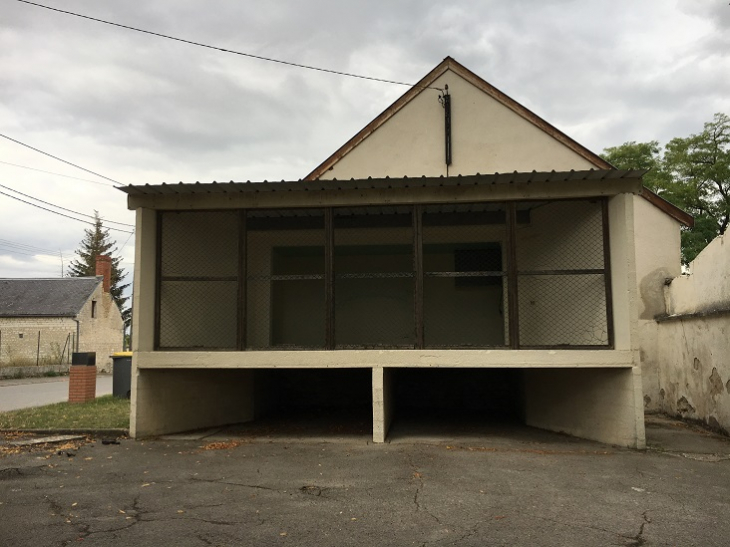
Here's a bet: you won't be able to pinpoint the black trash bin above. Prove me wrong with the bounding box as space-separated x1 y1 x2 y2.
111 352 132 399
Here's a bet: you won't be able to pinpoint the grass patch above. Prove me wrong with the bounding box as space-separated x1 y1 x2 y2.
0 395 129 430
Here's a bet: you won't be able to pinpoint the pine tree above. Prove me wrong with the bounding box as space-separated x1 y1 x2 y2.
68 211 131 326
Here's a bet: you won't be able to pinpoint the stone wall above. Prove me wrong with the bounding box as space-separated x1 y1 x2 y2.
656 231 730 433
0 317 76 367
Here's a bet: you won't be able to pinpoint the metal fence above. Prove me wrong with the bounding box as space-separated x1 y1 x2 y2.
155 199 613 350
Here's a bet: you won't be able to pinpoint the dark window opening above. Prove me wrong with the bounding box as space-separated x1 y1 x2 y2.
454 246 502 287
91 300 97 318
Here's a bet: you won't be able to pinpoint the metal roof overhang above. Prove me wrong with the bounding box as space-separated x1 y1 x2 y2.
120 169 647 211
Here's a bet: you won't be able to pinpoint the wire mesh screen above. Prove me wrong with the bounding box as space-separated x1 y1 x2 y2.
515 200 609 347
246 209 325 349
158 211 239 349
422 204 508 347
154 199 612 352
334 206 414 348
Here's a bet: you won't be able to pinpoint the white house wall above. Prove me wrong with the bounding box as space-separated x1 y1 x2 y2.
321 68 597 180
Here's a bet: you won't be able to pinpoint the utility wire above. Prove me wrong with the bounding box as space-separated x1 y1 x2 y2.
0 160 118 187
0 133 123 186
0 245 60 259
0 238 61 255
16 0 443 92
0 183 135 227
0 190 134 234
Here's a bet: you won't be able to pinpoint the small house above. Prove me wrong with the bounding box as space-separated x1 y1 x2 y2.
0 256 124 371
121 57 691 446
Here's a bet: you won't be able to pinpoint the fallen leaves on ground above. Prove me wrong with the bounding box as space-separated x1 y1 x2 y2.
199 441 242 451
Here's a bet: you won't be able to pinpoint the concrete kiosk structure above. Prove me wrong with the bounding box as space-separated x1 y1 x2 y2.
122 58 691 447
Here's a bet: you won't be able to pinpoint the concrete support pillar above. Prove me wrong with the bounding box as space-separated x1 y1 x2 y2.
130 208 157 437
372 366 395 443
523 367 646 448
132 368 255 438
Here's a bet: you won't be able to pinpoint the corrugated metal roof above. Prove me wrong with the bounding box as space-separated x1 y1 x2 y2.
117 168 648 196
0 277 101 317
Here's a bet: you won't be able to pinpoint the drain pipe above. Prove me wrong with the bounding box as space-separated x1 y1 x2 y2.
73 319 80 352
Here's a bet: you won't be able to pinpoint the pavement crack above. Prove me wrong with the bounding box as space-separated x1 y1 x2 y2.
626 511 651 547
196 533 214 545
528 513 635 542
189 476 289 495
405 451 443 526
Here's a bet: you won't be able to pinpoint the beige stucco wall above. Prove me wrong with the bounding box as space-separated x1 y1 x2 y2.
632 195 682 411
656 231 730 432
524 367 645 448
77 282 125 371
0 317 76 366
131 368 255 437
320 68 597 180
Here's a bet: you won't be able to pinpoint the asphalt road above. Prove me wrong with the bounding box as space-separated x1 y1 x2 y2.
1 416 729 546
0 375 113 411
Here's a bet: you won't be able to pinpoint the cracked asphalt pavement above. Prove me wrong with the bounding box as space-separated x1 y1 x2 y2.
1 416 730 546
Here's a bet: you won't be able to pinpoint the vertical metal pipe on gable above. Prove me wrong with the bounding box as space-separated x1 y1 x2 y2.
601 198 615 349
238 210 248 350
506 202 520 349
444 92 452 167
325 208 335 350
413 204 425 349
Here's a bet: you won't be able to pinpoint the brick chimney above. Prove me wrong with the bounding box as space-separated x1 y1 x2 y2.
95 255 112 293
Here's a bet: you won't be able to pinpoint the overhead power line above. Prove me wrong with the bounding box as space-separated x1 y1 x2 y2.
0 133 123 186
0 160 118 187
0 189 134 234
16 0 443 92
0 238 62 255
0 183 135 227
0 244 60 259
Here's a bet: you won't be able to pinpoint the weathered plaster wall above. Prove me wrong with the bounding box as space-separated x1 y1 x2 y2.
320 68 596 179
656 231 730 432
632 195 682 411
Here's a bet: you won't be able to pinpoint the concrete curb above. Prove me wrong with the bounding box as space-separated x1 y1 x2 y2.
0 428 128 437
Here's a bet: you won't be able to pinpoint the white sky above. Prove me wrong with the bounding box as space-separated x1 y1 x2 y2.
1 0 728 282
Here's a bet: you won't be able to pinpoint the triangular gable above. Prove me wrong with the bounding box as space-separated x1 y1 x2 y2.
303 56 692 227
304 56 611 181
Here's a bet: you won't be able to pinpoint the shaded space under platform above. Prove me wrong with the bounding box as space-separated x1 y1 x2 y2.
385 410 578 447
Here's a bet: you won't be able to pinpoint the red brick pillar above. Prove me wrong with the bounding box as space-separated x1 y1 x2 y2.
68 353 97 404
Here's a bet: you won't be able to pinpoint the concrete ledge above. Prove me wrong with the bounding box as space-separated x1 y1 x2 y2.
135 349 636 369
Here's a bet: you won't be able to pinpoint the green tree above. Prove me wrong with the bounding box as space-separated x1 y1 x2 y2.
68 212 131 326
601 113 730 263
601 140 668 192
663 113 730 262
